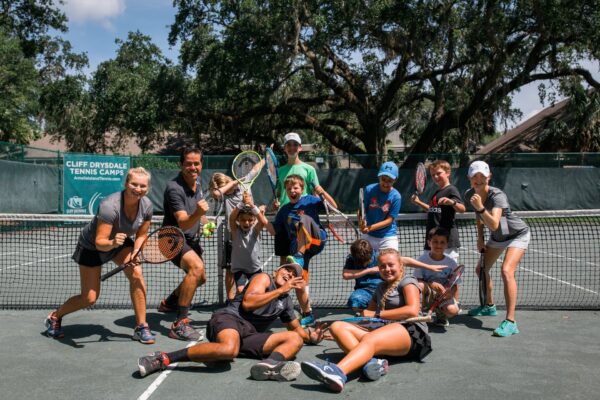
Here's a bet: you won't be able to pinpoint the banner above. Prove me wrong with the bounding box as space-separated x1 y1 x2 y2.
63 154 130 214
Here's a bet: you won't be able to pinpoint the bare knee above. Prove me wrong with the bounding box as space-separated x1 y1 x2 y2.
186 264 206 286
329 321 345 336
82 291 98 307
216 342 239 360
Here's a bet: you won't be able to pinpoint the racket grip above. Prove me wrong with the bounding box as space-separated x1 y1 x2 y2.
100 263 128 281
403 315 433 324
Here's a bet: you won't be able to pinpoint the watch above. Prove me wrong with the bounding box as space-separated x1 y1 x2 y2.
476 207 485 214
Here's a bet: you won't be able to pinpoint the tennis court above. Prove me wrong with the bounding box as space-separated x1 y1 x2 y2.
1 211 599 399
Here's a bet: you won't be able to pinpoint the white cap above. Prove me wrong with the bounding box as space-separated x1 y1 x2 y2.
283 132 302 145
468 161 491 178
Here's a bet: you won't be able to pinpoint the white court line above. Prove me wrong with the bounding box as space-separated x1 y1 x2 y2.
137 341 199 400
463 247 599 296
528 248 600 268
0 253 70 272
0 245 58 257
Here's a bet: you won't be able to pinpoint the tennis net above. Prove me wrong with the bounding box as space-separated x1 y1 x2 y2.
1 211 598 310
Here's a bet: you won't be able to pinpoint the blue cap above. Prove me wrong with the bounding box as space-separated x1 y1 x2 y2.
378 161 398 180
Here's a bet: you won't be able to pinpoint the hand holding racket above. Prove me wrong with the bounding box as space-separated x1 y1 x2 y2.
423 264 464 315
101 226 185 281
411 162 427 204
232 150 263 193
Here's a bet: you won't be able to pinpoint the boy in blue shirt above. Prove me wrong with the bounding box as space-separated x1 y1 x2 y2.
273 174 337 326
359 161 401 251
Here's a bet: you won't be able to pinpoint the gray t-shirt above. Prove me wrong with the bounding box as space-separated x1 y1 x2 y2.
230 226 262 274
373 276 427 332
217 273 296 332
223 187 243 242
162 173 203 240
464 186 529 242
78 191 153 251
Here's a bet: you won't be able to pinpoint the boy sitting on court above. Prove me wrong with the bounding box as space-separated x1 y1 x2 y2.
272 174 337 327
344 239 448 313
229 191 275 296
414 227 461 327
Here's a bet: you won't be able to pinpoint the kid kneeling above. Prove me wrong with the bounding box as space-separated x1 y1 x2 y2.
414 227 462 327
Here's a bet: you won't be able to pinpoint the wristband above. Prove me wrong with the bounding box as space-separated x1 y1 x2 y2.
476 208 485 214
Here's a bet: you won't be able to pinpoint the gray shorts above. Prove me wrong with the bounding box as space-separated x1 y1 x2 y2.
487 230 530 250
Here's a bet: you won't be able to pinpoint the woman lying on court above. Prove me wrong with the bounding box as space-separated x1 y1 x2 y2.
137 263 326 381
301 248 432 393
44 167 156 344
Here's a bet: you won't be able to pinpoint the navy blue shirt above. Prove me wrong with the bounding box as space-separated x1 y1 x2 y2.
343 253 383 290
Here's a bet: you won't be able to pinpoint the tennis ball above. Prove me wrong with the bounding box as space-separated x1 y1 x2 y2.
203 222 216 237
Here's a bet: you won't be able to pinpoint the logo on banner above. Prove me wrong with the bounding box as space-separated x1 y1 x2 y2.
67 196 84 210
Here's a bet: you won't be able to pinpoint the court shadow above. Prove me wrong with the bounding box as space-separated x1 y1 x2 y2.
131 362 232 379
114 312 209 338
447 315 495 332
40 324 132 348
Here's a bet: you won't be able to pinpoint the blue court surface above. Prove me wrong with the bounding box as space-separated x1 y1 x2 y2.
1 308 598 400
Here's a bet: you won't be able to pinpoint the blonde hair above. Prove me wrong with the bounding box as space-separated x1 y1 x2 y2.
209 172 233 191
126 167 151 187
377 248 405 311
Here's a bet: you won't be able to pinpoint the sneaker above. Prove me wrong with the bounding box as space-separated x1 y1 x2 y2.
132 323 156 344
468 304 497 316
300 313 315 327
44 314 64 338
362 358 388 381
434 310 450 327
301 360 347 393
289 255 304 268
157 299 177 313
250 361 301 381
138 351 170 377
168 318 204 341
493 320 519 337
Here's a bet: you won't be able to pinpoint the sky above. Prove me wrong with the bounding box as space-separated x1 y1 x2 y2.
58 0 599 131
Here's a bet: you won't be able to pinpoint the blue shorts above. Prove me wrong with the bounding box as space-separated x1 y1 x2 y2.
347 287 376 310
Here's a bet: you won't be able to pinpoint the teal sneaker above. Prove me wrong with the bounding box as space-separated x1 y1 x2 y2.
468 304 497 316
300 313 315 327
493 320 519 337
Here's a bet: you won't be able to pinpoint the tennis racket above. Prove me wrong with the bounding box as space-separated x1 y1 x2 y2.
414 162 427 195
478 250 487 307
324 315 432 332
264 147 279 199
424 264 465 315
358 187 365 225
232 150 262 193
200 188 225 238
320 194 359 244
101 226 185 281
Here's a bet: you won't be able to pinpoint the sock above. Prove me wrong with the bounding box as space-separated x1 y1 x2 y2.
302 310 313 318
486 303 495 307
263 351 286 365
506 319 515 323
177 306 190 321
165 348 189 363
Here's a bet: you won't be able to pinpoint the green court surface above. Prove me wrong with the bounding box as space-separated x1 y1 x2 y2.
1 309 598 400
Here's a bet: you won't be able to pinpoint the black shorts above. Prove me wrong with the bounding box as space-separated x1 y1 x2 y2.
171 237 204 268
72 237 134 267
274 229 291 257
405 323 432 361
206 312 271 359
233 269 261 288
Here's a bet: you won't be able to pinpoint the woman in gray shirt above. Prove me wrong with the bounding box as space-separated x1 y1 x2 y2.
44 167 155 344
464 161 530 337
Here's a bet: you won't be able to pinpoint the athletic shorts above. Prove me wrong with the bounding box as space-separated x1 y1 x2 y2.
487 230 530 250
233 269 262 288
347 287 376 310
361 234 398 252
274 229 291 257
72 237 134 267
206 312 271 359
405 323 432 361
172 237 204 268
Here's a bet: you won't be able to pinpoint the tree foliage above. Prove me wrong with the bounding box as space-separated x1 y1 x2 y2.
169 0 600 164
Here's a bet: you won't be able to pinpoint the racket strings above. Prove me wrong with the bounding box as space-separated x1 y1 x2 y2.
233 154 260 182
143 227 184 263
265 153 277 180
415 164 427 193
